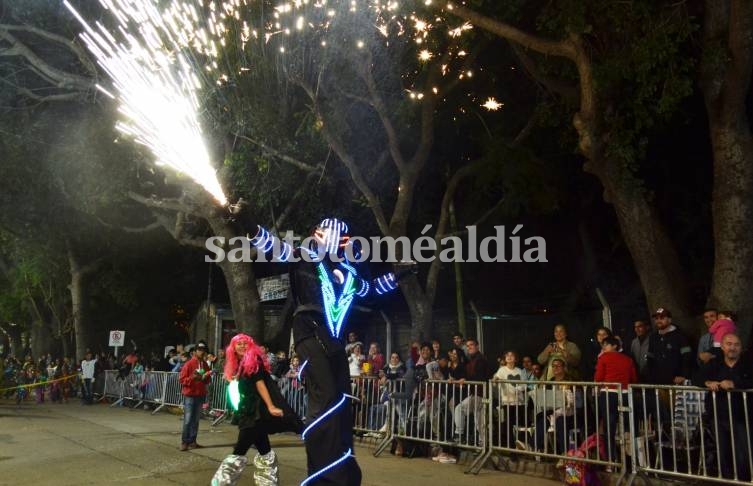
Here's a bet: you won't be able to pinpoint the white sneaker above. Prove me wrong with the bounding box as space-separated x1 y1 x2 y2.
438 455 457 464
515 440 529 451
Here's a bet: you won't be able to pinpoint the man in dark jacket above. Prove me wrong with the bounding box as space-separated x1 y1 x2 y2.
178 342 211 451
642 307 694 435
646 308 693 385
695 333 752 481
451 338 490 446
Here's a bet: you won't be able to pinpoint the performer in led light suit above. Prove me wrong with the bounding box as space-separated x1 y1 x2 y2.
231 206 414 486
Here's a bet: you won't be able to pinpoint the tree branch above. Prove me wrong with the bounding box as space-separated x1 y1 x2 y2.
0 24 97 76
154 212 207 249
437 197 506 239
0 27 94 91
425 161 485 303
236 134 322 173
16 86 85 102
510 43 579 101
95 217 164 234
297 79 391 235
359 51 408 171
369 149 392 178
445 3 576 58
511 107 540 147
127 191 199 216
276 171 319 230
446 3 598 162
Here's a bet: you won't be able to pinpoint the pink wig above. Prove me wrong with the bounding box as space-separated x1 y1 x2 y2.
224 333 270 381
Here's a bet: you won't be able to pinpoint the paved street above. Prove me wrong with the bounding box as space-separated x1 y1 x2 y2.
0 399 563 485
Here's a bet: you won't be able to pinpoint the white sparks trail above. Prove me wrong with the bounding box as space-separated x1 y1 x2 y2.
63 0 227 206
102 0 497 111
63 0 499 201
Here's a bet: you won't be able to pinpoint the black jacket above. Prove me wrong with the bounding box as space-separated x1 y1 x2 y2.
646 328 693 384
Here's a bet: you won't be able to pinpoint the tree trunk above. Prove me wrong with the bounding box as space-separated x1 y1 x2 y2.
215 258 265 340
69 269 89 361
707 125 753 340
701 0 753 341
598 169 695 331
30 319 54 358
450 202 467 336
67 247 101 361
60 332 71 358
446 3 696 335
206 215 265 341
398 275 433 341
54 314 72 358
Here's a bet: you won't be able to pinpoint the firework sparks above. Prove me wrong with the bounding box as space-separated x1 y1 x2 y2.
63 0 492 199
482 97 503 111
63 0 227 206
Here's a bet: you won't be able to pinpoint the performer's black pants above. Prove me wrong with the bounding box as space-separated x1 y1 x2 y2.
296 325 362 485
233 425 271 456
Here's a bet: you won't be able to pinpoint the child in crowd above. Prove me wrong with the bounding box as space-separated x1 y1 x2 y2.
710 311 737 349
33 368 45 404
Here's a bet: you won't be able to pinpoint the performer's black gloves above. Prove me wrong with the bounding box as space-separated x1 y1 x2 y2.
394 261 418 280
228 198 258 236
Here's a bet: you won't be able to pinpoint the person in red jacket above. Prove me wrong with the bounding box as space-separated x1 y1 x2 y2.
179 342 212 451
594 336 637 462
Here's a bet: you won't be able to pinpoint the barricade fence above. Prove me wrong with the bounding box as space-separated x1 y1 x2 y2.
94 370 753 482
628 383 753 485
376 379 490 472
480 379 628 479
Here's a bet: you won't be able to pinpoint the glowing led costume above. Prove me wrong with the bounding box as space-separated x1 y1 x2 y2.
239 215 411 486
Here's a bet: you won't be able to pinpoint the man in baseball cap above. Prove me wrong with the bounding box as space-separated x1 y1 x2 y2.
643 305 693 433
179 340 211 450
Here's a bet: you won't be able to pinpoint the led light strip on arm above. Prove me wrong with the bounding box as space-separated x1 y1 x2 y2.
374 273 398 295
248 226 294 262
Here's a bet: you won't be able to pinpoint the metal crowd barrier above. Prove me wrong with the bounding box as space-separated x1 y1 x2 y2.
87 370 753 483
277 374 308 419
351 375 382 435
371 379 489 473
627 384 753 485
478 379 627 478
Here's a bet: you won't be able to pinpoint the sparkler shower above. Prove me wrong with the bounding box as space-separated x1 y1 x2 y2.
63 0 228 205
62 0 501 204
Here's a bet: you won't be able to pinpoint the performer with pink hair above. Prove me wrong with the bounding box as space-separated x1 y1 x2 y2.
211 333 302 486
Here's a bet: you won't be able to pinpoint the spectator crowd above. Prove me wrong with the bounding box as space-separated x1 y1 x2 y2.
2 305 750 481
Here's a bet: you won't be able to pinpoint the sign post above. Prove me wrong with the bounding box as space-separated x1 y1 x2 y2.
109 330 125 359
